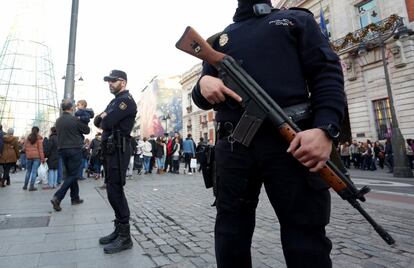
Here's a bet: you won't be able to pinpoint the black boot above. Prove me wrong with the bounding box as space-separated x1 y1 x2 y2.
99 220 120 245
103 223 133 254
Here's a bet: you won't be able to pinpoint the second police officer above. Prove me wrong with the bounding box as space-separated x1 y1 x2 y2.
192 0 345 267
94 70 137 254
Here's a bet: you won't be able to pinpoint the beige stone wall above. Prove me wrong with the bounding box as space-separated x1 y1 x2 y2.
180 63 216 143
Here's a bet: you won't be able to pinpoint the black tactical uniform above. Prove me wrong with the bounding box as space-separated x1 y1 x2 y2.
94 70 137 254
192 1 345 267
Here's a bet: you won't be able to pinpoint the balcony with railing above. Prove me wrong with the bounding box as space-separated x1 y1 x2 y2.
200 121 208 128
331 14 404 55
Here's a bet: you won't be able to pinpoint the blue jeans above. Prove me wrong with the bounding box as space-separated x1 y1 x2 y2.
143 156 151 173
54 148 82 201
19 154 27 169
156 157 164 170
24 159 41 186
57 156 63 184
78 158 88 178
48 169 58 187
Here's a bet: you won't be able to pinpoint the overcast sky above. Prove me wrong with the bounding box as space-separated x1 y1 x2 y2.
0 0 237 112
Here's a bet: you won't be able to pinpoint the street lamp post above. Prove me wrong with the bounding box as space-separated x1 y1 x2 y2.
358 29 413 178
63 0 79 103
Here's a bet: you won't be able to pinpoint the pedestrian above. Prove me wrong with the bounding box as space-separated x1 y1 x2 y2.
142 137 153 174
171 137 181 174
0 124 5 157
148 134 157 173
406 139 413 170
50 99 90 211
0 125 5 179
385 138 393 173
155 137 165 174
182 134 196 174
340 142 350 168
164 135 173 173
196 137 208 172
126 136 138 177
94 69 137 254
79 139 90 180
135 136 144 175
44 127 59 189
0 128 19 187
349 140 359 169
89 133 102 179
18 137 26 171
191 1 345 267
23 126 45 191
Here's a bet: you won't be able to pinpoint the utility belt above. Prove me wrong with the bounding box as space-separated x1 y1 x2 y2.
217 101 312 139
201 101 312 202
102 132 131 156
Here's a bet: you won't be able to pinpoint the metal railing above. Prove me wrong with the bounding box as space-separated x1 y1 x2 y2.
331 15 404 54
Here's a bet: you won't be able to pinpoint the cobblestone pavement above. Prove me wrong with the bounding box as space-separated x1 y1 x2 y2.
104 170 414 268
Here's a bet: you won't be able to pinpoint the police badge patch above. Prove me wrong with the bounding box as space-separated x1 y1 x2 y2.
219 33 229 47
119 102 127 110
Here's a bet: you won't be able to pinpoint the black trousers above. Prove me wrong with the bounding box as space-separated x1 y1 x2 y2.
214 123 332 268
105 146 131 224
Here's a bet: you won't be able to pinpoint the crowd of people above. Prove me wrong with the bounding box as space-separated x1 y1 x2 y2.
129 132 210 176
0 99 94 189
338 138 414 172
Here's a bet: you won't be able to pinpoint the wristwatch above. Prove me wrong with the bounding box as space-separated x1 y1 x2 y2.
317 124 340 141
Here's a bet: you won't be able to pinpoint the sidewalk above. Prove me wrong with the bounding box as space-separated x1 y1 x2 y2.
0 171 154 268
348 166 410 180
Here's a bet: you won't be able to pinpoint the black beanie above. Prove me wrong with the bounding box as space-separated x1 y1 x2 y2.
234 0 272 22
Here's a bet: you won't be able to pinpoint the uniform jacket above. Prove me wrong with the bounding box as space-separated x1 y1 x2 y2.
25 135 45 161
56 111 90 149
0 135 19 164
94 90 137 142
192 7 345 130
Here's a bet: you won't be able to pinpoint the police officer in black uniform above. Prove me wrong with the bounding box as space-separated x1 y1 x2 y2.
94 70 137 254
192 1 345 267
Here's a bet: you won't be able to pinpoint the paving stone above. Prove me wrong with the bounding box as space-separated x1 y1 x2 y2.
160 245 176 254
140 241 156 249
167 253 183 263
153 238 167 246
152 255 171 266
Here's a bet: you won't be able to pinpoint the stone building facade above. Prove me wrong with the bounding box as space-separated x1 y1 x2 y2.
277 0 414 142
180 63 216 144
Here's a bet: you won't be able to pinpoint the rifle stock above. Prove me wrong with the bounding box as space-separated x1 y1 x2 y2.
176 26 395 245
176 26 225 66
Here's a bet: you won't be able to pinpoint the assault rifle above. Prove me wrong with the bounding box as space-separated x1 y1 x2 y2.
175 26 395 245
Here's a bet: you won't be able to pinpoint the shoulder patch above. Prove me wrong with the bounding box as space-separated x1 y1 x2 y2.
119 102 127 110
289 7 314 16
207 31 223 47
